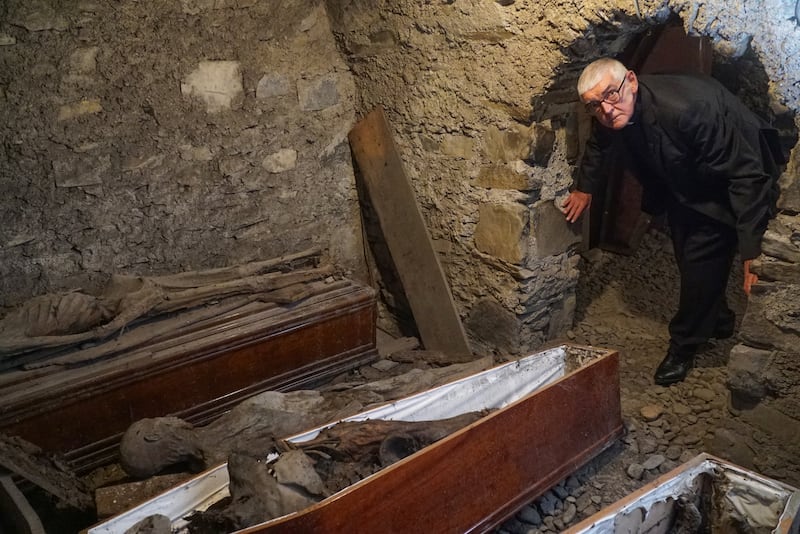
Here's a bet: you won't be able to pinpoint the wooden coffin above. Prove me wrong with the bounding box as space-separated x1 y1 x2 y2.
90 343 623 534
0 280 377 473
565 453 800 534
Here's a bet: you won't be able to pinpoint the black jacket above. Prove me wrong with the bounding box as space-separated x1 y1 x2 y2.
575 73 784 260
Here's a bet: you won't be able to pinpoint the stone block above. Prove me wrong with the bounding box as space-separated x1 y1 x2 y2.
547 292 576 339
761 214 800 263
705 427 755 468
67 46 99 74
465 298 521 353
737 401 800 445
528 123 555 165
57 99 102 121
739 282 800 353
440 134 474 159
474 202 528 264
777 160 799 212
262 148 297 173
483 123 554 165
532 200 581 258
727 343 773 401
179 144 213 161
256 73 291 99
760 350 800 402
564 114 581 163
483 125 531 163
52 152 111 188
181 61 243 113
475 165 530 191
751 256 800 283
9 2 69 31
297 75 340 111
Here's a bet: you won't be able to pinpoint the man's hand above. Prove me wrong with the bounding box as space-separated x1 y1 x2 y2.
562 191 592 223
743 259 758 295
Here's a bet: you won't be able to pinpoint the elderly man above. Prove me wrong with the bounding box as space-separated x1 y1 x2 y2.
563 57 784 386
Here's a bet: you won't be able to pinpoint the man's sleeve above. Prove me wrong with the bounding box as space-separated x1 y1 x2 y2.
574 122 612 195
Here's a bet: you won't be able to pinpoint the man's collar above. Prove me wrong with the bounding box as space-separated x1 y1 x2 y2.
628 92 643 126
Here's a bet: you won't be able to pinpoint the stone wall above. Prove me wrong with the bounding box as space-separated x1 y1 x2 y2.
326 0 799 354
1 0 798 363
723 191 800 478
0 0 366 309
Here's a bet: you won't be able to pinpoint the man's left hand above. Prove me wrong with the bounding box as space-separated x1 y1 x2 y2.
743 259 758 295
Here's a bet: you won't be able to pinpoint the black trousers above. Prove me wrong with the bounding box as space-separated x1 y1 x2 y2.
667 202 738 350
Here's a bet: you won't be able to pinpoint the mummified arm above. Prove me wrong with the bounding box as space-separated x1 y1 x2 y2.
291 411 488 461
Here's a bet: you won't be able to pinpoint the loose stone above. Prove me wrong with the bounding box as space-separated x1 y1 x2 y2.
693 388 716 402
517 505 542 526
562 502 577 524
642 454 666 470
665 445 683 460
638 436 658 454
627 463 645 479
553 484 569 500
575 492 593 512
640 404 664 421
538 492 558 515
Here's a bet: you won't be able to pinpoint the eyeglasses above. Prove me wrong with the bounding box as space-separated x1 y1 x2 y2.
584 75 627 114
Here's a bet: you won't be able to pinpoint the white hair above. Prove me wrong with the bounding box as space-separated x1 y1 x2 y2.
577 58 628 96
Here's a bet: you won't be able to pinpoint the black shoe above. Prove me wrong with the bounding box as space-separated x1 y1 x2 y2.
654 346 696 386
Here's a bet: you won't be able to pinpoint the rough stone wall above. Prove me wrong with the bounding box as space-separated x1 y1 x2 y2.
0 0 366 310
326 0 799 355
1 0 797 362
326 0 588 354
724 210 800 474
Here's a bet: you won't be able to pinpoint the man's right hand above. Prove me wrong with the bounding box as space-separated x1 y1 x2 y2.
743 259 758 296
562 191 592 223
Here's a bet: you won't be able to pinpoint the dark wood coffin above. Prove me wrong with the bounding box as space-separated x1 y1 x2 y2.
91 344 622 534
0 280 377 473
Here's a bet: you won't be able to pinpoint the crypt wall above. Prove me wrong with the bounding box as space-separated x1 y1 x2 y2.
0 0 368 310
325 0 800 355
0 0 798 361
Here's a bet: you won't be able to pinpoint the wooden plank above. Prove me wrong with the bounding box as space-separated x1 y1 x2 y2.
348 107 471 355
0 435 93 512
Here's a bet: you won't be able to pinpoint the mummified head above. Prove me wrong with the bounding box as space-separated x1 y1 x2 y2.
119 417 205 478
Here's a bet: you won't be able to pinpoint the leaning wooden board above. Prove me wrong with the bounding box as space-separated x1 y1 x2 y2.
349 108 471 356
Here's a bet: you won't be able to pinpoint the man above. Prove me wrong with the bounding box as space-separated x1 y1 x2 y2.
563 57 784 386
